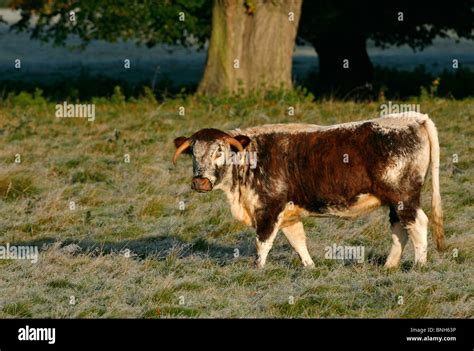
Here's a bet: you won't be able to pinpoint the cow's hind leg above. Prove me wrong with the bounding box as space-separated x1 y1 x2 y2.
395 205 429 266
281 222 314 267
385 206 408 268
406 208 429 265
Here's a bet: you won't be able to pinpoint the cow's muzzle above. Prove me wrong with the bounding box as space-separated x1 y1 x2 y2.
191 177 213 192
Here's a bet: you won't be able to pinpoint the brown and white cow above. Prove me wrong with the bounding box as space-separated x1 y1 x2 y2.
173 112 444 268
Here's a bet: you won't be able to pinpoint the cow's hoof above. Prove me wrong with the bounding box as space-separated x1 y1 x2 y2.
414 261 427 268
384 260 400 269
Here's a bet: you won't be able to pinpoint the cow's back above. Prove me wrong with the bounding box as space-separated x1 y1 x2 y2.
233 114 430 215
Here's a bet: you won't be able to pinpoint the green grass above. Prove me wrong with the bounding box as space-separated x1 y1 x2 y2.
0 93 472 318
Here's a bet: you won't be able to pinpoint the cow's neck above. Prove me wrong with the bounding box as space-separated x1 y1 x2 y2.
215 165 258 227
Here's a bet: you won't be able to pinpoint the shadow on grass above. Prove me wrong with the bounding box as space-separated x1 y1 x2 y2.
11 235 256 264
11 237 417 270
367 252 388 267
367 251 414 271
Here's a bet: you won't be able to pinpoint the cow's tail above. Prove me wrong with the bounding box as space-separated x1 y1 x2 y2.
422 115 445 251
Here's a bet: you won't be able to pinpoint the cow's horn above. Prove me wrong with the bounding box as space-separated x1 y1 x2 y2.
226 137 244 152
172 139 191 166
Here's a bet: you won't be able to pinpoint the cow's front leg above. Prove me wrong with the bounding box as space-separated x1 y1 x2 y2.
255 209 283 269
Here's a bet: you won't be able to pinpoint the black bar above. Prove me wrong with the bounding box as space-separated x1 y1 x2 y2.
0 319 471 350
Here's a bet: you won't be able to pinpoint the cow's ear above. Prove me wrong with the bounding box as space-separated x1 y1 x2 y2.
174 136 192 154
232 135 251 150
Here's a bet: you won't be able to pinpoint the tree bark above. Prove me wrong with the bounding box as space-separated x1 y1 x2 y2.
198 0 302 95
312 33 374 96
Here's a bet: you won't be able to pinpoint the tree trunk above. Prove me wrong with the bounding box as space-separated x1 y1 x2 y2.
198 0 302 95
312 33 373 96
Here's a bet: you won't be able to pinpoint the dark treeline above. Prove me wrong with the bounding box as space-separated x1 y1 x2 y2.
2 0 474 100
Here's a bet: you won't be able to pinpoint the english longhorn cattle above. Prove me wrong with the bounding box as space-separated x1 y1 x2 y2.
172 112 444 268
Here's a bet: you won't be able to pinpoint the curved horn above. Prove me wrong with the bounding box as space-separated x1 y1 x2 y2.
225 137 244 152
172 139 191 166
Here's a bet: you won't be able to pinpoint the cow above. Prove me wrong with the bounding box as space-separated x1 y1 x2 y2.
172 112 444 268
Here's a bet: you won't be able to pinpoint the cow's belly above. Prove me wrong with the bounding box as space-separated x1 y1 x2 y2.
310 193 383 219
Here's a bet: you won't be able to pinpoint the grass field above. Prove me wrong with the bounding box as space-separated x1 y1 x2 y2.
0 91 472 318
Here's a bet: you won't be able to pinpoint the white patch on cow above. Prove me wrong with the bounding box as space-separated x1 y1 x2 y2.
385 222 409 268
406 208 429 265
326 194 382 218
218 184 260 227
382 156 408 186
380 118 431 188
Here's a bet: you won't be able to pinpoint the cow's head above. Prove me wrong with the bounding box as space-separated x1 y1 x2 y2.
173 128 251 192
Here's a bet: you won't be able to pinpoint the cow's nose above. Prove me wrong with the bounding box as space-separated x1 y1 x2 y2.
191 177 212 192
